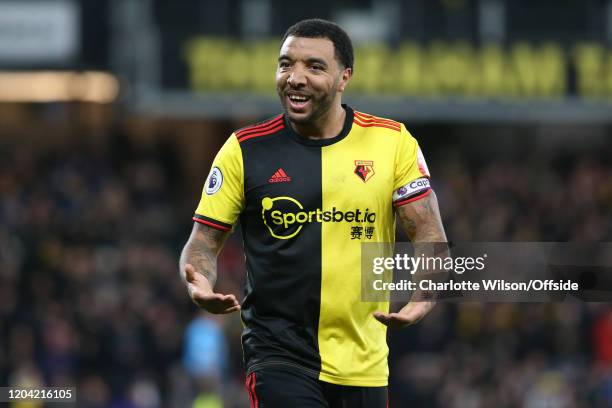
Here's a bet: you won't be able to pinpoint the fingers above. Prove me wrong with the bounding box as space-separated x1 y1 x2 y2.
373 311 391 326
219 293 238 303
195 292 232 304
373 311 413 328
214 293 240 308
192 291 241 314
219 305 241 314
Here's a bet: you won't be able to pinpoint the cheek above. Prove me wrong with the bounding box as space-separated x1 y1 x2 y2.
320 78 338 95
275 72 286 87
308 76 331 91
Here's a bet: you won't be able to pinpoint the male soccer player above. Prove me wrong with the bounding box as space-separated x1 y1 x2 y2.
179 18 447 408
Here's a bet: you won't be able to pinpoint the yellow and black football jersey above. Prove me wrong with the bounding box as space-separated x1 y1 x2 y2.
194 105 431 387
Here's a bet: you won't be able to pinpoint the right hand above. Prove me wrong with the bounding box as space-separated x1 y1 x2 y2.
184 264 241 314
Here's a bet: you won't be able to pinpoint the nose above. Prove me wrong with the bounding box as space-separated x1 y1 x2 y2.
287 66 306 88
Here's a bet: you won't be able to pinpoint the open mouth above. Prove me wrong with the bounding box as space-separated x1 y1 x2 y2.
287 93 311 111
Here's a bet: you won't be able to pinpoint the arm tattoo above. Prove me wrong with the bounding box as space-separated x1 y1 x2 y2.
179 223 229 286
396 191 448 301
396 191 446 243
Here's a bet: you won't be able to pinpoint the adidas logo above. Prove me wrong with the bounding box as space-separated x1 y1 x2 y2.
269 168 292 183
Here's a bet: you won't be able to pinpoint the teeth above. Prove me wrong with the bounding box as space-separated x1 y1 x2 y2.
289 95 308 102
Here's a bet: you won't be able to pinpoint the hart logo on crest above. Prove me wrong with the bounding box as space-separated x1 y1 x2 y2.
354 160 375 182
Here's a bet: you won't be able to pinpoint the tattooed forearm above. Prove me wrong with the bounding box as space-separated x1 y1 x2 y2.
396 191 446 243
398 217 417 240
179 223 229 287
396 190 448 302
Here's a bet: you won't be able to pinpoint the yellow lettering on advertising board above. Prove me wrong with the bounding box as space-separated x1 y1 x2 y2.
183 37 610 99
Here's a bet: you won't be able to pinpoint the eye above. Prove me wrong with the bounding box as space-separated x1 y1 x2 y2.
279 61 291 69
310 65 323 71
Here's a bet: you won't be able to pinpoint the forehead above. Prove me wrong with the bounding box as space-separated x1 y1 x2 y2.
279 36 336 61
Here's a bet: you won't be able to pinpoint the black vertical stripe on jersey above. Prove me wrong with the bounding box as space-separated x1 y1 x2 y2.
239 129 324 377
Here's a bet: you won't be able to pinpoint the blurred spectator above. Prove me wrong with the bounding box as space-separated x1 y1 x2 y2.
183 312 228 406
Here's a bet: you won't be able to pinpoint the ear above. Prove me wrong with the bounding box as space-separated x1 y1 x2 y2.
337 68 352 93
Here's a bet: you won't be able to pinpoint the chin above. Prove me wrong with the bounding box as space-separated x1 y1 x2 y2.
285 109 312 124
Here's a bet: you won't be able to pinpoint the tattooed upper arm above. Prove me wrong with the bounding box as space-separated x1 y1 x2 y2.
179 223 230 285
395 190 447 243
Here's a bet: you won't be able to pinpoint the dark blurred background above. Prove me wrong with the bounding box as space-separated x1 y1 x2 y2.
1 1 611 407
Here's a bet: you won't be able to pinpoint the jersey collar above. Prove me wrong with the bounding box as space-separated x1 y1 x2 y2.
284 104 354 147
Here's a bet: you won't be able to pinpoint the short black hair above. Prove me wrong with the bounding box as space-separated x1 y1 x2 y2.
281 18 354 71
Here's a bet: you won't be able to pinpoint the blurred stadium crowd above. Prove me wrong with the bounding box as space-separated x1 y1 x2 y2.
0 107 611 408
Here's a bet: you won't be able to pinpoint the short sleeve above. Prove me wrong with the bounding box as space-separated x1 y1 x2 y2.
393 124 432 206
193 134 244 231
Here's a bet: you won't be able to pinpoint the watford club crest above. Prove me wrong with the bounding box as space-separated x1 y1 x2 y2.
354 160 375 182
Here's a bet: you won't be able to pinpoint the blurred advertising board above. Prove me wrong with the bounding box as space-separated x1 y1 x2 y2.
182 38 612 101
0 1 79 65
136 0 612 120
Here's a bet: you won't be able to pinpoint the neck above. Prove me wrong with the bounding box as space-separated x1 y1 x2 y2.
290 103 346 140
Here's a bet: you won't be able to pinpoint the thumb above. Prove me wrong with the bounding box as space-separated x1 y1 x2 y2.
185 264 197 283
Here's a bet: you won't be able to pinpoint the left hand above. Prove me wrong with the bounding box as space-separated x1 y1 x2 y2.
373 301 435 329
